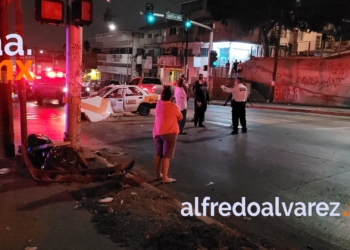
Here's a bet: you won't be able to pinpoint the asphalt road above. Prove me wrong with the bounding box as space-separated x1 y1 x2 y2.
13 101 350 249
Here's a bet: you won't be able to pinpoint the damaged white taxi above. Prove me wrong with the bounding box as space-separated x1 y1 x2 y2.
81 85 160 122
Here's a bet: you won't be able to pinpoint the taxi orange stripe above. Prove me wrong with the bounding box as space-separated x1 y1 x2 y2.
81 98 110 115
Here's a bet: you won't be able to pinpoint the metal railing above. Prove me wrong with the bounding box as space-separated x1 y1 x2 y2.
252 33 350 58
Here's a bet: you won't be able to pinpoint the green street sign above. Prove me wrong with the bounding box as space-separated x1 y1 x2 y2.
165 12 182 21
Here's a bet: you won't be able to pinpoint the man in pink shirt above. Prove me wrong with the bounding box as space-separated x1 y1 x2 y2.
153 87 183 183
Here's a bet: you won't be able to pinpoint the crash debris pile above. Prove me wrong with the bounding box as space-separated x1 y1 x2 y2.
78 184 260 250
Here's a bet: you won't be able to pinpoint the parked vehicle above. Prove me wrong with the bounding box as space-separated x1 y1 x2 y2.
82 85 159 116
32 70 66 106
128 77 164 94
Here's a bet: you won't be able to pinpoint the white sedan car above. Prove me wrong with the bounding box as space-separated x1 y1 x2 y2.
82 85 160 116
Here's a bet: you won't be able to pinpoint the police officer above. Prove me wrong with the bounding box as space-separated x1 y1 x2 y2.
221 77 248 134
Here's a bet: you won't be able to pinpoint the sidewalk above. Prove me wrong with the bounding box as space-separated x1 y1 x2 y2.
210 99 350 117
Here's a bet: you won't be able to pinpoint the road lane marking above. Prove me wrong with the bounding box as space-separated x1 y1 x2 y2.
315 127 350 130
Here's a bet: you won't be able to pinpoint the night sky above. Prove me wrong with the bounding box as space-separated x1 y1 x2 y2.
6 0 182 50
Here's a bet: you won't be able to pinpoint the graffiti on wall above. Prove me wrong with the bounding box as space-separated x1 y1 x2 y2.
275 86 300 102
244 57 350 106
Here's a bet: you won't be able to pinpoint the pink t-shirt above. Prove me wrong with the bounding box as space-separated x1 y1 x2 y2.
153 100 183 138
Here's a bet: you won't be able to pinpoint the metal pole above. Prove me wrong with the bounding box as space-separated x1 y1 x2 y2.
125 32 130 83
270 10 284 103
207 28 214 78
338 37 342 55
307 42 310 57
0 0 15 157
131 33 134 80
14 0 27 153
64 0 82 149
185 28 189 79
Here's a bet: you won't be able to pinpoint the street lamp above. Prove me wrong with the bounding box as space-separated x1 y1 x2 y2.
108 23 116 31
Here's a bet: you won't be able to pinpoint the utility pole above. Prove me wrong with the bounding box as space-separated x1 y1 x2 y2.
270 10 284 103
64 0 82 149
15 0 28 153
185 28 189 80
0 0 15 157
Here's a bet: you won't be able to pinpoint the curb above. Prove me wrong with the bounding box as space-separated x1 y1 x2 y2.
210 101 350 117
247 105 350 117
124 173 268 250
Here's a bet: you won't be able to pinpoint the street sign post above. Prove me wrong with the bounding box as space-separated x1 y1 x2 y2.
165 12 182 22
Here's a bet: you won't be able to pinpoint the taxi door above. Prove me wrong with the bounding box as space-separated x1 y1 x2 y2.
124 86 143 112
105 88 125 113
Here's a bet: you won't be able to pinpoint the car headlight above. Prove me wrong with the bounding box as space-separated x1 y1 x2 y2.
63 87 67 92
86 87 90 92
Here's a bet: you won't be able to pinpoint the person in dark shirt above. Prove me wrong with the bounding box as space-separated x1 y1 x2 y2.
194 76 210 127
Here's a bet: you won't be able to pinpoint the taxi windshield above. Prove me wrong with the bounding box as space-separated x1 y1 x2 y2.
96 87 112 97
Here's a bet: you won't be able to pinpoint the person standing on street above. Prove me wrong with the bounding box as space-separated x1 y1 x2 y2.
191 74 208 122
174 78 188 135
153 87 183 183
232 60 239 78
221 77 248 134
237 61 242 74
225 60 230 77
194 77 210 127
180 74 190 101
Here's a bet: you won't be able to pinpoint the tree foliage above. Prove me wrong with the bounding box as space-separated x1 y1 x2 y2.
295 0 350 35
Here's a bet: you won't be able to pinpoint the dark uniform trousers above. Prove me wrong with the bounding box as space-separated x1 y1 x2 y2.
231 101 247 132
194 103 207 126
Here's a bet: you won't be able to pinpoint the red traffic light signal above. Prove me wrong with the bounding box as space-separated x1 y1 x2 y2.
72 0 93 26
35 0 64 25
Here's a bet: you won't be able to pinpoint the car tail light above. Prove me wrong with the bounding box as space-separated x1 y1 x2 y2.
86 87 90 92
63 87 67 92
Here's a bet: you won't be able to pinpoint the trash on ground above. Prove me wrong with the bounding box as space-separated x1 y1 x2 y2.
0 168 10 174
25 247 37 250
41 145 87 171
244 216 251 221
205 182 214 186
99 197 113 203
131 192 137 195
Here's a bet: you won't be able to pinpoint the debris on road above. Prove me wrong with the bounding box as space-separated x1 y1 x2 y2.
79 184 260 250
23 134 135 182
0 168 10 174
244 216 252 221
205 182 214 186
99 197 114 203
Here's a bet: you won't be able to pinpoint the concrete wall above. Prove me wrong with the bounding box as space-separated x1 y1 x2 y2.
210 77 235 101
243 54 350 107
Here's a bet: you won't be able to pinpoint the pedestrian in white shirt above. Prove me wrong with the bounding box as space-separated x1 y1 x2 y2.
174 78 188 134
221 77 248 134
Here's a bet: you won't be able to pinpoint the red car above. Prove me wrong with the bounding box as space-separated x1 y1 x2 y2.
128 77 163 94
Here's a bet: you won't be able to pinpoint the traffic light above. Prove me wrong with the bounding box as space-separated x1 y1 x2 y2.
35 0 64 25
145 3 155 24
72 0 93 26
184 13 191 29
210 50 218 67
